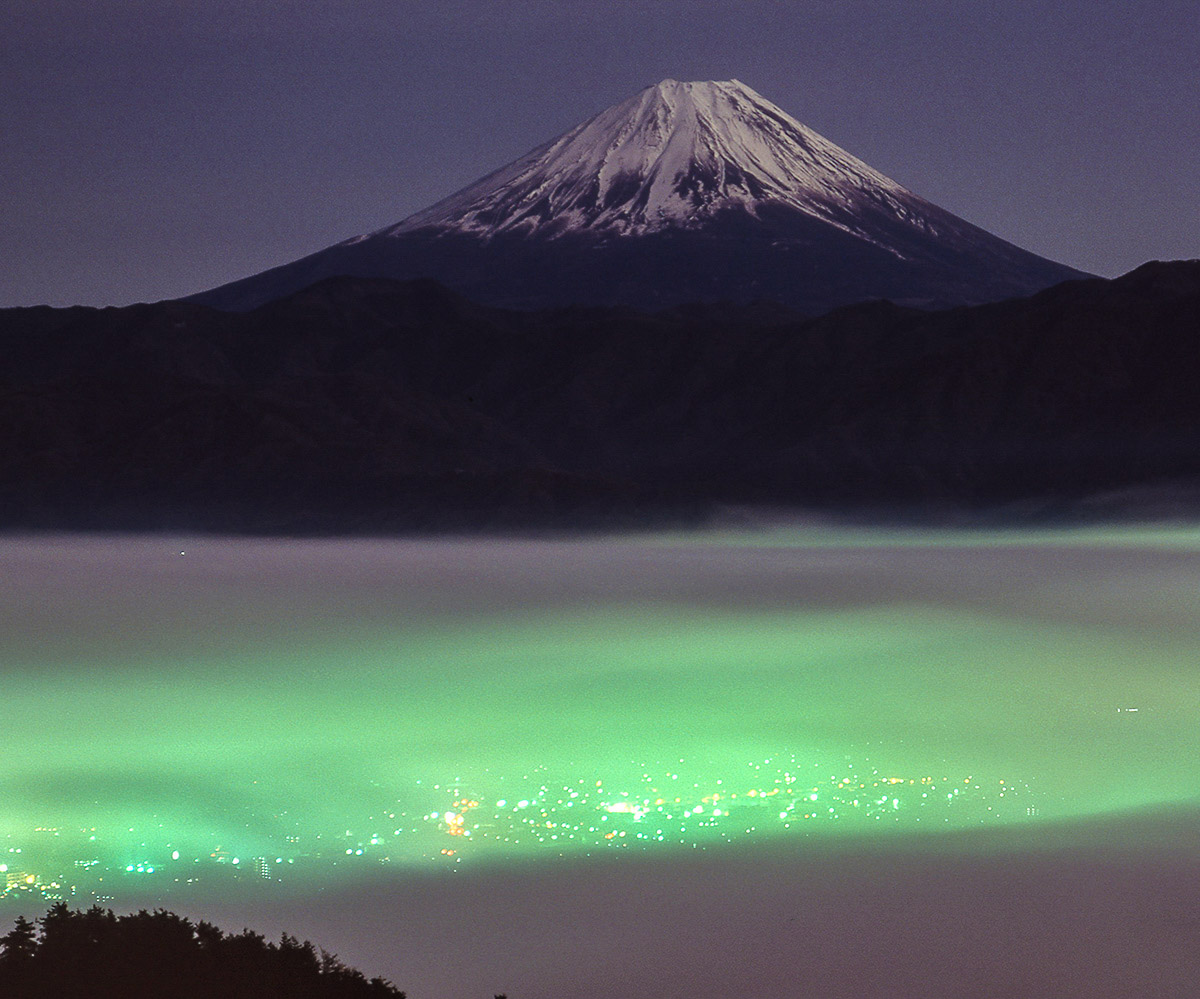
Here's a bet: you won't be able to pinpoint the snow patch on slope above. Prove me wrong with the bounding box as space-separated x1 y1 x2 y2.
351 80 932 248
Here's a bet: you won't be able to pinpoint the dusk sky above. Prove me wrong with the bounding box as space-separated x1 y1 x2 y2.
3 0 1197 308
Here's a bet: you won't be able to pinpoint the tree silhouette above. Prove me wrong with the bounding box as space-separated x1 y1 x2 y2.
0 915 37 963
0 905 404 998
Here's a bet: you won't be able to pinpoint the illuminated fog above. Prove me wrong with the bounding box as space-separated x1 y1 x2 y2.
3 527 1200 997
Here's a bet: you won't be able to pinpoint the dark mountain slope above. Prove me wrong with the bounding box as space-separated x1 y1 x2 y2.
2 262 1198 532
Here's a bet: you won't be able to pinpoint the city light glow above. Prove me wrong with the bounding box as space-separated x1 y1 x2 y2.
2 528 1199 906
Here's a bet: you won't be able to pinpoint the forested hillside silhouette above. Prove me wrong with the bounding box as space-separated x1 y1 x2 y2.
0 904 403 998
3 261 1200 531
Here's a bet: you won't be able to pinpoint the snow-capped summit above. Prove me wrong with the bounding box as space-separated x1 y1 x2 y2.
189 80 1088 313
378 79 912 242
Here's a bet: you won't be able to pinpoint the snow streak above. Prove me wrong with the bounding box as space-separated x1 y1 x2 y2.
356 80 930 244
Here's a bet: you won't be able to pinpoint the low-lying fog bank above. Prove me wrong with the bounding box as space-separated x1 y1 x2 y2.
2 526 1198 996
186 805 1200 999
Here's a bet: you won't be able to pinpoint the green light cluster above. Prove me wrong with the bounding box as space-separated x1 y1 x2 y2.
2 527 1199 902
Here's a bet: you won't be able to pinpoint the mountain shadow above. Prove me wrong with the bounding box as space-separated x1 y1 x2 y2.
2 260 1199 532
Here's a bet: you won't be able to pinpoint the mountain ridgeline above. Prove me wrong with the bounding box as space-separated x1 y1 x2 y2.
2 261 1199 532
188 80 1085 314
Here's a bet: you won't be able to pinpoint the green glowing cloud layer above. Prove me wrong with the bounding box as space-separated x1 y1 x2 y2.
2 528 1198 877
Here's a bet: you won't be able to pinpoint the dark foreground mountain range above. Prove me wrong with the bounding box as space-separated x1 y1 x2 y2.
1 260 1198 533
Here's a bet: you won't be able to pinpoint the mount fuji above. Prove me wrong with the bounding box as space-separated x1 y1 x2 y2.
189 79 1087 313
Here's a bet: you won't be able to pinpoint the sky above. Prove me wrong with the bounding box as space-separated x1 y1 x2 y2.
2 0 1198 308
